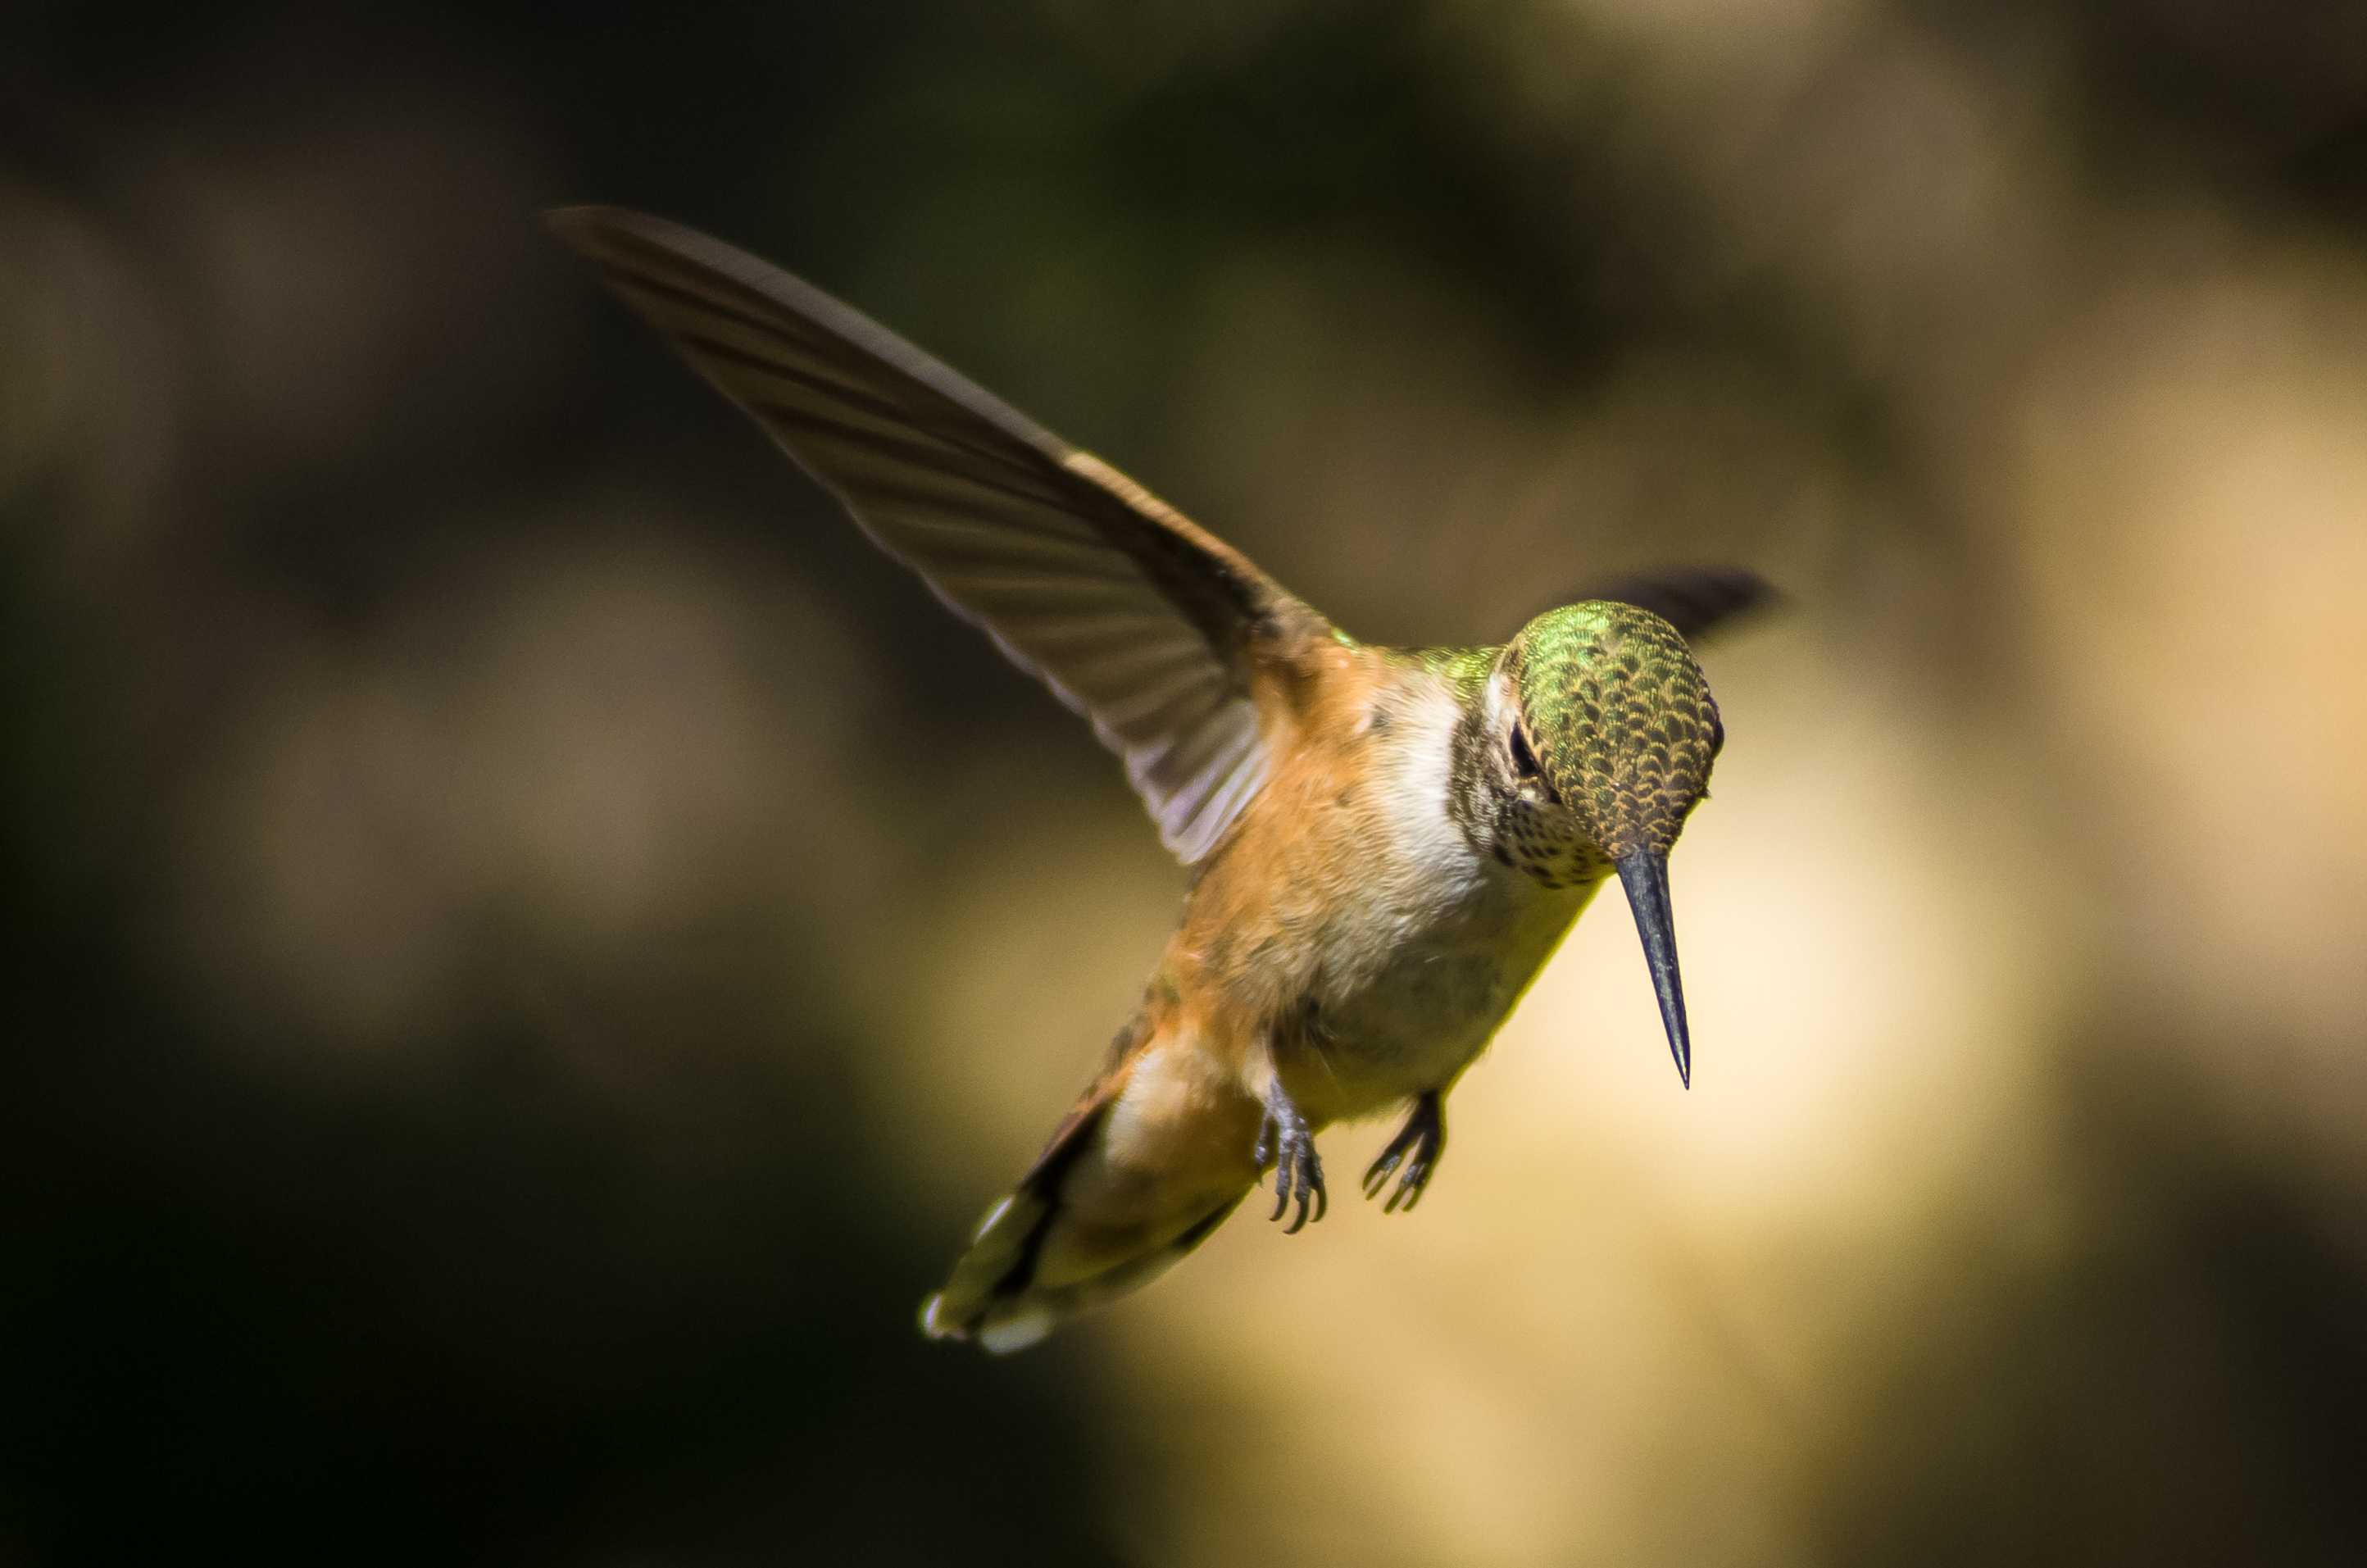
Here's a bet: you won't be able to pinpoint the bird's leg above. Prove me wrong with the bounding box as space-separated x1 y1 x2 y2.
1362 1090 1446 1214
1254 1077 1327 1234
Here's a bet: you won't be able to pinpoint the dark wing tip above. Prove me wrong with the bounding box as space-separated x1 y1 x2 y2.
1515 567 1779 644
544 206 727 269
544 203 656 252
545 203 1079 466
1586 567 1779 643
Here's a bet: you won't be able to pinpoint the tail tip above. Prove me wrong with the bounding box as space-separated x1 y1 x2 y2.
978 1311 1055 1354
919 1292 1055 1354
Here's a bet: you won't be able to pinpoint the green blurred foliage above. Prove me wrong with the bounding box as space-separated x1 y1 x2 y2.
3 1 2366 1564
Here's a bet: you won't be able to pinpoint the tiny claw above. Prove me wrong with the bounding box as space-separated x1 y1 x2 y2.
1363 1091 1446 1215
1257 1082 1326 1234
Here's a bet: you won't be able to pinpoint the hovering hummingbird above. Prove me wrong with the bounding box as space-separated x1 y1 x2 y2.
552 207 1769 1353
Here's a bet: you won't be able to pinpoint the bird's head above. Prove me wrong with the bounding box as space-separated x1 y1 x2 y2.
1487 600 1723 1085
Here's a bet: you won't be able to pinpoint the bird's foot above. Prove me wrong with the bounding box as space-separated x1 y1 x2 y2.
1254 1084 1326 1234
1362 1091 1446 1214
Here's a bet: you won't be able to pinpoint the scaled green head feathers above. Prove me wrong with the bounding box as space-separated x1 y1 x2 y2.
1506 602 1720 861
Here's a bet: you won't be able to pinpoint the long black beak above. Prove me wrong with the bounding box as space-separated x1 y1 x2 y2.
1615 849 1692 1088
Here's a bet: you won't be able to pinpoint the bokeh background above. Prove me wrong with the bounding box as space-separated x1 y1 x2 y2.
6 1 2367 1562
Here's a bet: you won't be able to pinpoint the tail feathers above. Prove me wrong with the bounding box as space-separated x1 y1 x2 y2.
920 1101 1253 1352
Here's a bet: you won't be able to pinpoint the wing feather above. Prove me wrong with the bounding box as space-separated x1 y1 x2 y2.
551 206 1323 862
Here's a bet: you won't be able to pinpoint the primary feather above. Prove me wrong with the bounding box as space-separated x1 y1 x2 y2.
548 206 1318 862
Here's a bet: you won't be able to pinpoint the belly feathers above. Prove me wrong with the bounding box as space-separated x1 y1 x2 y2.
1293 874 1597 1120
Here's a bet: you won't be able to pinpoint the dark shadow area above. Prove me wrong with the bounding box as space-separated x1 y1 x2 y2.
1809 1032 2367 1567
0 521 1124 1564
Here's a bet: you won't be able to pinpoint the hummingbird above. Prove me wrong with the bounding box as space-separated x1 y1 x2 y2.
552 207 1768 1352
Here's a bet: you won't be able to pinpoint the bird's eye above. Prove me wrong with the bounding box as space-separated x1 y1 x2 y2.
1510 723 1541 781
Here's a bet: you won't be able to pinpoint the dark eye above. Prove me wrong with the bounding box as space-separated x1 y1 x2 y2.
1510 723 1541 780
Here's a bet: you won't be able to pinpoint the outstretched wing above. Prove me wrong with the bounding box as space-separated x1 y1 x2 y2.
551 207 1319 863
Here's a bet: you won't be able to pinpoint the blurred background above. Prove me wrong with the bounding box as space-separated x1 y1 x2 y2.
4 0 2366 1562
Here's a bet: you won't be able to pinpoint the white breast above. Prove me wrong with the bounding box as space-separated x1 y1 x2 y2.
1298 679 1597 1121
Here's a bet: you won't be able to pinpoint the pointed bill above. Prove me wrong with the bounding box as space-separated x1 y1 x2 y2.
1615 848 1692 1088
